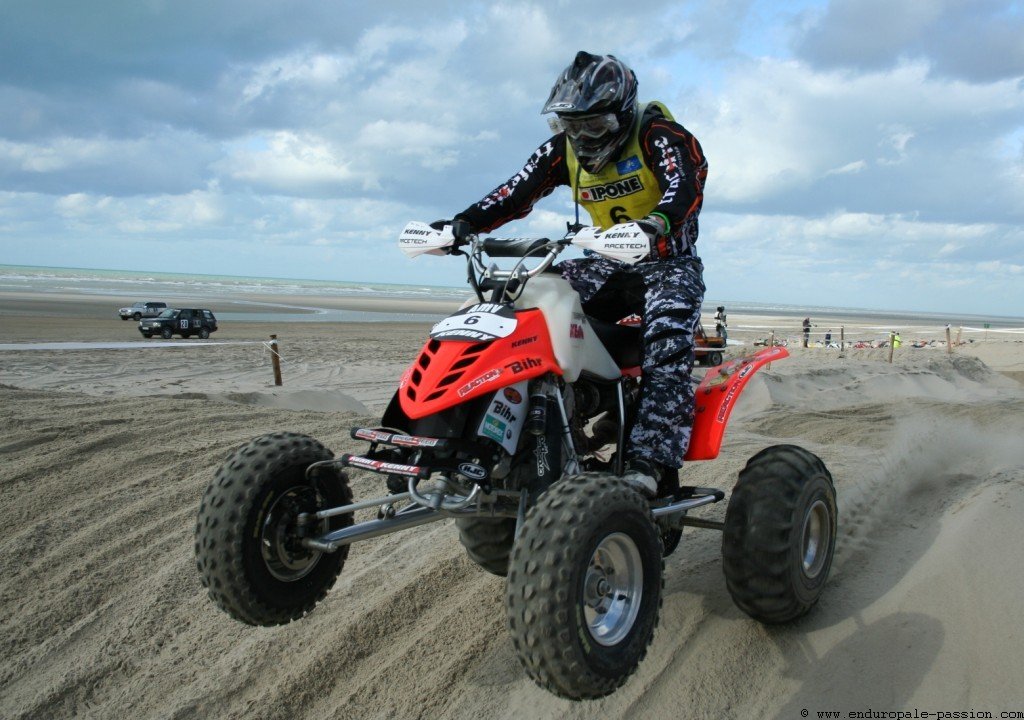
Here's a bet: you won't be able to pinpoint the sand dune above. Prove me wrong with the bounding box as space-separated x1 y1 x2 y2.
1 313 1022 719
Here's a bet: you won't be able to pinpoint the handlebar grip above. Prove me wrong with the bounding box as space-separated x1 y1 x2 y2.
481 237 552 257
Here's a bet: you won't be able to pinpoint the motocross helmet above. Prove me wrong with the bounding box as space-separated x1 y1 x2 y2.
542 51 638 173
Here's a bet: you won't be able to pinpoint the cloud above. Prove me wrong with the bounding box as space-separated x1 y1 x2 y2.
794 0 1024 82
0 132 218 195
825 160 867 176
216 132 356 194
0 0 1022 315
700 209 1024 312
52 189 225 234
687 57 1024 223
239 51 354 104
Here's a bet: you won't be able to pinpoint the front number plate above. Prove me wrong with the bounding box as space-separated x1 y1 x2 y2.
430 303 517 342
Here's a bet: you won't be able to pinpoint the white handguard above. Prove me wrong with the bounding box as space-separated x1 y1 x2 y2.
398 221 456 258
571 222 650 264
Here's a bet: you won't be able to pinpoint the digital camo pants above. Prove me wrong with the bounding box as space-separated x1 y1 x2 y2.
559 254 706 469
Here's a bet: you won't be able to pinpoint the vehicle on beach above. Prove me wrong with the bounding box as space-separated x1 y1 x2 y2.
194 221 837 700
139 308 217 339
695 320 727 366
118 301 167 321
620 314 726 366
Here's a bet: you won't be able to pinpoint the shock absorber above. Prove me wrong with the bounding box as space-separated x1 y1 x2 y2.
526 389 547 436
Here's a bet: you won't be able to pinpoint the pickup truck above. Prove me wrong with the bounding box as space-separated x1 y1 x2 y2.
119 301 167 321
139 308 218 339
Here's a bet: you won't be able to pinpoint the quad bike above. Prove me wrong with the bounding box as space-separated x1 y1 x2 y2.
194 221 837 700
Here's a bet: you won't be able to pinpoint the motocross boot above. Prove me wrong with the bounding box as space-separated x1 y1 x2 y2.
622 457 660 499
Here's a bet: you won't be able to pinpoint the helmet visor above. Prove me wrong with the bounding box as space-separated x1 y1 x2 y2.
548 113 620 141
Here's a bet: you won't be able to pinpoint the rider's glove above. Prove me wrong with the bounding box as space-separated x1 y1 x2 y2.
635 214 668 242
635 214 670 259
429 217 474 252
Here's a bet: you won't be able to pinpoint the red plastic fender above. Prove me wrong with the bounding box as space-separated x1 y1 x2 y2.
683 346 788 461
398 309 561 420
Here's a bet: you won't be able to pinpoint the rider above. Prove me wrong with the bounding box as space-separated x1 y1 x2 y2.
715 306 728 341
433 51 708 498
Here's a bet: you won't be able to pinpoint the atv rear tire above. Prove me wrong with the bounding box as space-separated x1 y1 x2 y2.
506 472 663 699
456 517 516 576
194 432 352 626
722 444 836 623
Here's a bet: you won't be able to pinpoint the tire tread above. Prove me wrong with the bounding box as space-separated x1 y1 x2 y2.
506 472 663 699
722 444 835 623
194 431 352 626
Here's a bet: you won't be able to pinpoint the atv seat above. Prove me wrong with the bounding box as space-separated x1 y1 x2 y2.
588 317 642 368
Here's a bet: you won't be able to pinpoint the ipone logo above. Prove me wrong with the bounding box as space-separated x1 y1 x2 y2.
579 176 643 202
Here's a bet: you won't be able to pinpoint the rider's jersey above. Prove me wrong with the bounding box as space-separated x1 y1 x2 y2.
565 102 672 232
457 101 708 259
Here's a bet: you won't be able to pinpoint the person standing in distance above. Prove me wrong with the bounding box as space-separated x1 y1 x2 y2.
432 51 708 497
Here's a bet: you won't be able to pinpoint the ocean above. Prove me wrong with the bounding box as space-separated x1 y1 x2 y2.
3 264 1023 330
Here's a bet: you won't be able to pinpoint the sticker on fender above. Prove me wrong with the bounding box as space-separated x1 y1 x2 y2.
431 303 517 341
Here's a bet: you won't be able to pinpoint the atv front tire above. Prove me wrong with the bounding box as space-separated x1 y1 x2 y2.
722 444 836 623
456 517 516 576
506 472 663 699
195 432 352 626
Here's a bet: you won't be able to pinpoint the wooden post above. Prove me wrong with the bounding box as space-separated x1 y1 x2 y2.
945 326 952 355
270 334 283 386
840 326 845 350
767 330 775 370
955 326 962 346
888 331 895 363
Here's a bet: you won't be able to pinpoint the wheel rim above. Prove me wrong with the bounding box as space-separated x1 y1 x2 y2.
801 499 832 578
582 532 644 647
260 486 328 582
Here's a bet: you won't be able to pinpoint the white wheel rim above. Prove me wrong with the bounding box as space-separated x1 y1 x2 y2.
801 499 831 578
582 532 644 646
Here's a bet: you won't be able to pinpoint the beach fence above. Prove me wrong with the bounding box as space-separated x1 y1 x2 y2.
0 335 289 386
268 334 283 385
752 323 1022 362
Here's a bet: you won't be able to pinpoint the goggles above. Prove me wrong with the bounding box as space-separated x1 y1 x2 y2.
548 112 620 140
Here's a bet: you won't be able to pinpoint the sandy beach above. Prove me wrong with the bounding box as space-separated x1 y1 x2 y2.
1 287 1023 719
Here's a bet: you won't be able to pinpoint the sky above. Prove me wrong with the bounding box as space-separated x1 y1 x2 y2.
1 0 1022 316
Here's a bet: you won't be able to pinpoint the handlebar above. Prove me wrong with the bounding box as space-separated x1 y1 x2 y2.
480 236 554 257
470 235 566 287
